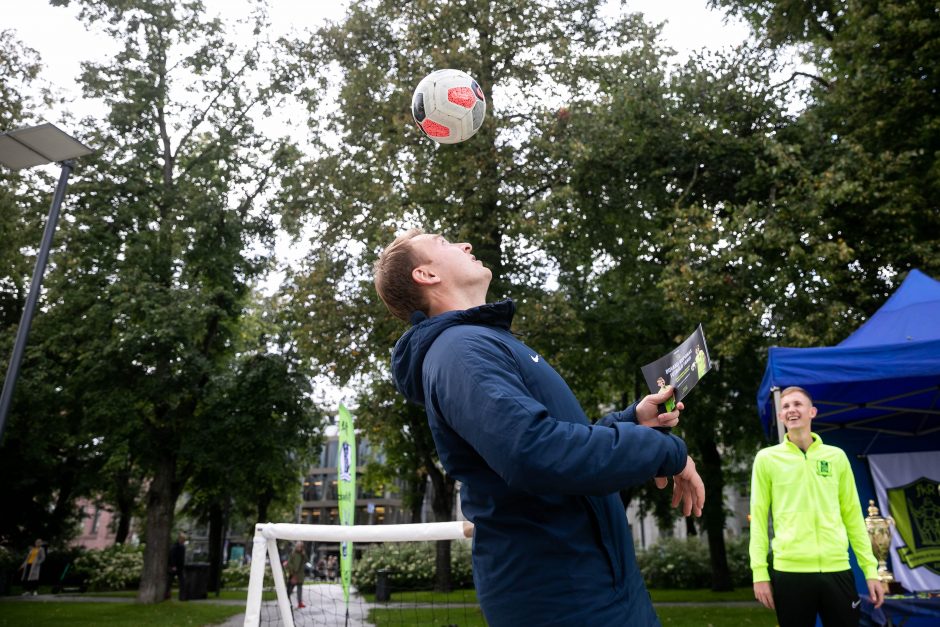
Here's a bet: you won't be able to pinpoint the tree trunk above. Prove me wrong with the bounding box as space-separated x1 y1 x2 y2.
49 462 77 543
256 485 275 526
406 473 427 523
113 470 137 545
428 465 455 592
137 453 177 604
698 439 733 591
208 501 224 594
114 506 132 545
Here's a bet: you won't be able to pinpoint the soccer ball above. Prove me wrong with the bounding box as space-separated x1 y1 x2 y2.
411 69 486 144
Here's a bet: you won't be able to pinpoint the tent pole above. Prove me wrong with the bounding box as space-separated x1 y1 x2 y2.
772 386 785 443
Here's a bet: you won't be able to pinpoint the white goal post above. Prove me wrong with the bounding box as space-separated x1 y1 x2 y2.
244 521 474 627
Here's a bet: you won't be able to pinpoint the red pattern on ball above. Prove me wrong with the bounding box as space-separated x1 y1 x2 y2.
421 119 450 138
447 87 475 109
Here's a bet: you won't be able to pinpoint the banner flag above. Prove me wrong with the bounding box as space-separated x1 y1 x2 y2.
868 451 940 592
337 404 356 607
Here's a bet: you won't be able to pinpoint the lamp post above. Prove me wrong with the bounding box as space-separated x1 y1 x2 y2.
0 122 92 444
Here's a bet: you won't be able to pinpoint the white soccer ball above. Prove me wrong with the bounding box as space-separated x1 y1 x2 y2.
411 69 486 144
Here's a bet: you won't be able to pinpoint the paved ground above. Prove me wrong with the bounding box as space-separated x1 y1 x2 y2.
224 584 371 626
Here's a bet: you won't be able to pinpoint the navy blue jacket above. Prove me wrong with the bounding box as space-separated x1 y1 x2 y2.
392 300 688 626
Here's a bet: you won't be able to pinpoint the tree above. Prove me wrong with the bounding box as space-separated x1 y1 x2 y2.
0 29 96 549
279 0 609 591
31 0 304 603
186 297 322 593
520 12 818 588
710 0 940 304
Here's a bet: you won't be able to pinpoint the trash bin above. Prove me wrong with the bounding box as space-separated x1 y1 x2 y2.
182 563 209 601
375 569 392 602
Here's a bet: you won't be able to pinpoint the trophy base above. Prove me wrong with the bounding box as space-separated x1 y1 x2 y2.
884 580 905 595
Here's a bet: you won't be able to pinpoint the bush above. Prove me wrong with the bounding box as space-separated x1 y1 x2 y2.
221 563 274 589
72 544 144 591
638 537 712 589
352 541 473 593
638 535 753 589
725 533 753 588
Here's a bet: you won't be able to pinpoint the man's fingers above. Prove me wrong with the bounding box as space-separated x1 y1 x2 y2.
671 457 705 517
654 476 668 489
656 411 680 427
754 582 774 610
646 385 674 403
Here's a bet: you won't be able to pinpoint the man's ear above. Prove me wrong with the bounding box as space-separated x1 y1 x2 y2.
412 265 440 286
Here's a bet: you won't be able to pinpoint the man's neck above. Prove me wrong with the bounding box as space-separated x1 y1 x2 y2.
427 288 488 317
788 429 814 452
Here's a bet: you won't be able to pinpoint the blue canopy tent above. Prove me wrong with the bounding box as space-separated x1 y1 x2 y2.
756 269 940 624
757 268 940 449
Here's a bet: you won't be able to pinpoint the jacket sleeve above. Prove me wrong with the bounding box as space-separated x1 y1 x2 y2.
426 333 687 496
838 451 879 580
749 452 772 582
595 402 638 427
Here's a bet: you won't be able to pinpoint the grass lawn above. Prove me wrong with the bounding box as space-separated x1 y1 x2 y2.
362 588 479 603
368 606 488 626
0 601 243 627
366 605 775 627
82 588 274 602
363 587 752 605
658 606 777 626
649 588 756 603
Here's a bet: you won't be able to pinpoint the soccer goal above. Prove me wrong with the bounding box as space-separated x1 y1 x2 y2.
244 520 475 627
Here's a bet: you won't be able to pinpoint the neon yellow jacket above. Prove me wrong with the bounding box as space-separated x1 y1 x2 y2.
749 432 879 582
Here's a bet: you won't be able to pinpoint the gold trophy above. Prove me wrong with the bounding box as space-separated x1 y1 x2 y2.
865 499 900 594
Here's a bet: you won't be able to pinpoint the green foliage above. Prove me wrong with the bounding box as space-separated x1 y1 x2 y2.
73 545 144 591
352 541 473 593
638 536 752 589
639 538 713 589
219 563 273 589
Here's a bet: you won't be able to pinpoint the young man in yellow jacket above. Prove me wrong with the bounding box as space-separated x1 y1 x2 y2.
749 386 885 626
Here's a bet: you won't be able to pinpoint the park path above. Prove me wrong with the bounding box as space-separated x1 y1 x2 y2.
220 583 371 627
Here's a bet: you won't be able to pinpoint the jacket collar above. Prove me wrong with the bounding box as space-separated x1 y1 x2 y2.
784 431 822 453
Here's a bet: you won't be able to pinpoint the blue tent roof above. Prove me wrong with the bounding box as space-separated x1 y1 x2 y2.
757 269 940 438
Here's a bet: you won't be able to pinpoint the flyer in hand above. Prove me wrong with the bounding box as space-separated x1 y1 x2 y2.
640 324 712 411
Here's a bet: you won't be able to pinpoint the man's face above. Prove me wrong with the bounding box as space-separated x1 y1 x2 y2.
779 391 817 430
412 233 491 287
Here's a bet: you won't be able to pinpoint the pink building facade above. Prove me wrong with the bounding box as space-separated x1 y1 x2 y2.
71 499 129 550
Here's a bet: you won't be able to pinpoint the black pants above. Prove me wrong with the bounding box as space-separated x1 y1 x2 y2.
772 570 861 627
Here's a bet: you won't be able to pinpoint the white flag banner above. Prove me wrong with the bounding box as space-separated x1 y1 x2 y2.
868 451 940 592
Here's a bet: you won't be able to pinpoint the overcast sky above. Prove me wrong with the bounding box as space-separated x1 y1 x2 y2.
2 0 753 406
3 0 750 120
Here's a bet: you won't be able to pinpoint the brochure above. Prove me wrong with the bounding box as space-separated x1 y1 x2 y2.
640 324 712 411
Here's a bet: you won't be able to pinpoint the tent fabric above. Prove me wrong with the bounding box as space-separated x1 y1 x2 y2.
757 269 940 438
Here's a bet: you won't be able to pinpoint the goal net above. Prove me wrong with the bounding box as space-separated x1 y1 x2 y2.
244 521 478 627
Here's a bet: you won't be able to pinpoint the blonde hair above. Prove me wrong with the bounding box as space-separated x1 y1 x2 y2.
373 229 430 321
780 386 813 405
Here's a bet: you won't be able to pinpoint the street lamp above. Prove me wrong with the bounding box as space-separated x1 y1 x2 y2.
0 122 92 444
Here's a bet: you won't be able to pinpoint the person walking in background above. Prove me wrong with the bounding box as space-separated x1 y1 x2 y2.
167 532 186 600
284 541 306 609
327 554 337 582
19 539 45 596
373 229 704 626
749 386 885 626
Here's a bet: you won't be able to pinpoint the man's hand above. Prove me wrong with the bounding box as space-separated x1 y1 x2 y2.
636 386 683 429
672 456 705 517
866 578 885 609
655 456 705 516
753 581 774 610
